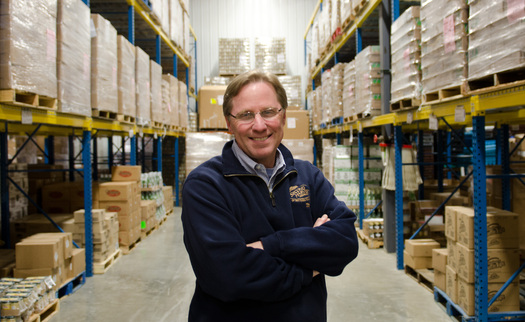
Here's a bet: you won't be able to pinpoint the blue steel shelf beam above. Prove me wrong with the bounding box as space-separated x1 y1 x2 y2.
394 125 404 270
500 124 511 211
82 131 93 277
0 130 8 248
108 137 114 170
174 137 180 206
358 132 365 229
130 135 137 166
69 135 75 181
44 136 55 165
365 200 383 219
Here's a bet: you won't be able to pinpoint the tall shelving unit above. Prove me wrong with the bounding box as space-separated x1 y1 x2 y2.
0 0 194 278
306 0 525 321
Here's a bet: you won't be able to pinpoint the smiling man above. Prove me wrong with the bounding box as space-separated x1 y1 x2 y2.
181 70 358 322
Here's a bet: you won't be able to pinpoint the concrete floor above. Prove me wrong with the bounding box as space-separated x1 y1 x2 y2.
52 207 455 322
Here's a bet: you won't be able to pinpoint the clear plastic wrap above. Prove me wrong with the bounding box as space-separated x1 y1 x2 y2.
310 21 320 70
341 0 352 23
184 11 190 55
57 0 90 116
355 46 381 116
390 6 422 103
254 38 286 75
310 85 323 130
91 14 118 113
330 63 346 119
117 35 136 118
161 76 171 127
282 139 315 164
0 0 57 98
420 0 468 93
468 0 525 80
163 74 179 128
179 80 188 128
331 0 341 35
321 70 332 124
204 76 231 86
343 60 356 119
150 60 163 125
219 38 251 75
185 132 232 174
278 75 302 108
169 0 183 48
135 46 151 125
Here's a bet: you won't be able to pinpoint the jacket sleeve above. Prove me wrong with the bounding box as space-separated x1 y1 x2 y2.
260 164 359 276
181 171 313 303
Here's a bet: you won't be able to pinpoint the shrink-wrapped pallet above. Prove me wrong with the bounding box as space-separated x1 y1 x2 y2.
390 6 422 104
420 0 467 97
204 76 231 86
150 60 163 126
169 0 183 49
135 46 151 125
310 21 320 72
309 87 322 130
161 76 171 128
163 74 179 128
91 14 118 113
0 0 57 99
185 132 232 174
330 63 345 119
117 35 136 118
468 0 525 81
179 80 188 129
331 0 341 36
319 6 331 55
57 0 90 116
255 38 286 75
355 46 381 116
184 11 191 55
343 60 356 119
341 0 352 26
278 75 302 109
282 139 315 164
321 70 332 124
219 38 251 75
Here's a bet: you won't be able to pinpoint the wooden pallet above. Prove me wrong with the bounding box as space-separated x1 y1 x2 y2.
467 66 525 95
390 97 421 112
120 237 141 255
356 228 384 249
28 299 60 322
0 89 57 110
422 83 467 104
141 225 157 240
92 109 118 120
151 120 165 128
57 271 86 298
117 114 136 124
405 265 434 293
341 15 354 32
353 0 368 16
94 249 121 274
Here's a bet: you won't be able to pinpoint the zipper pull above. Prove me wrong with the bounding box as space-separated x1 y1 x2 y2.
270 191 276 207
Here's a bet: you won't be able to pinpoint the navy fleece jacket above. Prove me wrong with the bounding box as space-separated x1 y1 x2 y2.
181 141 358 322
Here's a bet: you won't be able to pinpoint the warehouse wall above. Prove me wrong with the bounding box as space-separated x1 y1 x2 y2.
189 0 318 109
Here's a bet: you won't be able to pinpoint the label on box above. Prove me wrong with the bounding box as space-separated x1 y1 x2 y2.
287 118 297 129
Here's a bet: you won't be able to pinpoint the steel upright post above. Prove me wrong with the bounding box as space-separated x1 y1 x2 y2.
175 137 180 206
472 115 488 321
0 131 9 247
500 124 511 211
394 125 404 269
358 132 365 229
82 130 93 277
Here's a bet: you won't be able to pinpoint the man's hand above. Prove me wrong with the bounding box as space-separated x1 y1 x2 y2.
313 214 330 228
247 241 264 250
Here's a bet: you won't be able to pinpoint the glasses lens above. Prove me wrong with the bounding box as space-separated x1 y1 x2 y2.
260 108 279 119
237 112 255 122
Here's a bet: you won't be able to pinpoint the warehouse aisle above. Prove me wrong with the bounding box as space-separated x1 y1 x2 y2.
52 208 454 321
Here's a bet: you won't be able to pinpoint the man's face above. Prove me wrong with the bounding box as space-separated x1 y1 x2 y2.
226 81 286 168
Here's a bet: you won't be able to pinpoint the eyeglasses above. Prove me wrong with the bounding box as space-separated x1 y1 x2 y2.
229 107 283 123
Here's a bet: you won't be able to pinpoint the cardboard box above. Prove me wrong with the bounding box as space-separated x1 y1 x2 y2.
284 110 310 140
457 207 519 249
458 278 519 316
71 248 85 277
111 165 141 182
456 243 519 283
403 250 433 269
27 232 73 259
118 214 134 231
141 200 156 220
98 182 135 201
74 209 106 223
432 248 448 272
446 265 458 303
434 269 446 291
447 239 458 270
445 206 462 241
15 240 60 269
405 239 441 257
13 267 60 286
198 85 228 129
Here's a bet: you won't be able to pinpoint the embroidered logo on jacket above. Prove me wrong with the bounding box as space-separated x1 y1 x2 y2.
290 185 310 207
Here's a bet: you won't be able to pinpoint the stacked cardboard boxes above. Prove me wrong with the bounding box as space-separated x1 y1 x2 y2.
150 60 163 126
41 181 85 214
355 46 382 117
140 200 157 235
445 206 520 315
73 209 118 263
117 35 136 119
8 163 28 222
14 232 84 288
162 186 174 214
432 248 448 291
390 6 422 106
254 38 286 75
198 85 227 130
278 75 302 109
342 61 356 120
57 0 91 116
218 38 251 76
97 166 142 248
135 45 151 126
329 63 346 120
403 238 441 269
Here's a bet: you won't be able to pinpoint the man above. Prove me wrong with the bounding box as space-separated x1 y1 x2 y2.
181 70 358 321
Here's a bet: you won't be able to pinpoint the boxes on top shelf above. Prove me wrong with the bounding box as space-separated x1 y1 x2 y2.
254 38 286 75
57 0 91 116
150 60 163 126
91 14 118 114
218 38 251 76
117 35 136 119
135 45 151 126
355 46 382 117
0 0 58 100
278 75 302 109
